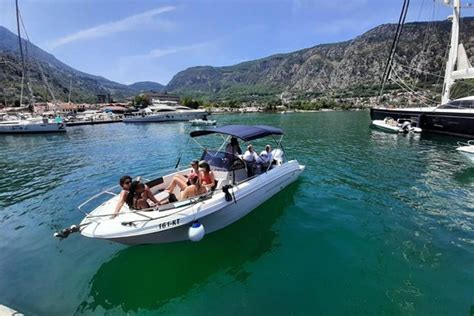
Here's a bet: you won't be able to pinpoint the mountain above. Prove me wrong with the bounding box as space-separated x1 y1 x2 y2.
0 26 136 104
166 18 474 105
128 81 165 92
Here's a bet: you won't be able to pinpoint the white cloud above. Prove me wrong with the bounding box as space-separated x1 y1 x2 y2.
292 0 368 13
47 6 176 49
144 42 211 59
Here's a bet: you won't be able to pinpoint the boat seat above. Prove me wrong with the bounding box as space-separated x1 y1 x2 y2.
154 191 169 204
146 177 165 194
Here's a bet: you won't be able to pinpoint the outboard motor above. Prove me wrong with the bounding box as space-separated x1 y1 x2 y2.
401 121 412 133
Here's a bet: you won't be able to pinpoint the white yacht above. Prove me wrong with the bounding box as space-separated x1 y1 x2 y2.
55 125 305 245
123 104 208 123
0 114 66 134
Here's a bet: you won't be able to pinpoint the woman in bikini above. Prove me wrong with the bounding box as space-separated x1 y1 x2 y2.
181 173 207 200
166 159 199 193
125 181 150 210
198 161 216 191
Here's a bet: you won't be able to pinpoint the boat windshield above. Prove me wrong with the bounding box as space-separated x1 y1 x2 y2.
200 150 244 171
439 100 474 109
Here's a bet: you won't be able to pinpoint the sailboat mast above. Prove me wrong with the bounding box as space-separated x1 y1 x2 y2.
68 76 72 103
15 0 26 107
441 0 461 105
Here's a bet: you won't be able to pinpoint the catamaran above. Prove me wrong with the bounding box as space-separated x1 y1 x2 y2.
55 125 305 245
371 0 474 138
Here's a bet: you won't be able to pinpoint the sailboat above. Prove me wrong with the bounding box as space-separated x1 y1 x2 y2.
0 0 66 134
370 0 474 138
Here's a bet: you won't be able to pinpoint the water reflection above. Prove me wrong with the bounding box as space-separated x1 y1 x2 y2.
75 183 299 314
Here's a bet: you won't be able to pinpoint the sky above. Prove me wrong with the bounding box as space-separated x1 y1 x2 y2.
0 0 471 85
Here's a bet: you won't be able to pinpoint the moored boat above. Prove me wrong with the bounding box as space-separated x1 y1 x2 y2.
0 116 66 134
456 140 474 163
371 117 422 134
56 125 304 245
371 0 474 138
189 118 216 126
123 104 208 123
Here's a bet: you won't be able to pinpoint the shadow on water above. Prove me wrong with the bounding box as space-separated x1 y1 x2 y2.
453 166 474 185
75 182 300 314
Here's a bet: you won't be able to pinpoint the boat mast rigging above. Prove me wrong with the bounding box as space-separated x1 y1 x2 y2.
379 0 410 99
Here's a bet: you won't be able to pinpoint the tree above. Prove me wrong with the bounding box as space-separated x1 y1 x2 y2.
134 94 150 107
181 97 203 109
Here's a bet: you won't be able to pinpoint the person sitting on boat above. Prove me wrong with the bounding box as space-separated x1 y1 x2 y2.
243 144 259 176
181 173 207 200
112 175 159 217
166 160 200 193
257 144 273 171
126 181 150 210
225 137 242 157
198 160 216 191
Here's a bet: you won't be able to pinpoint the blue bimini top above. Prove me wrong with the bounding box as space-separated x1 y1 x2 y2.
190 124 283 141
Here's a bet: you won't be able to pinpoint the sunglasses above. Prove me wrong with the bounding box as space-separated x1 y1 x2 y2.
124 181 131 185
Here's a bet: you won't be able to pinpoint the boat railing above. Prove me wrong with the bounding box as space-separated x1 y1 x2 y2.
78 185 120 215
457 140 474 147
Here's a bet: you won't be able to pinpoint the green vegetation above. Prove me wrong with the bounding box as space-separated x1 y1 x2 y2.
133 94 150 107
450 79 474 100
181 96 203 109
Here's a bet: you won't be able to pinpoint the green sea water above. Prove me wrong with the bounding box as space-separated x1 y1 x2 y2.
0 111 473 315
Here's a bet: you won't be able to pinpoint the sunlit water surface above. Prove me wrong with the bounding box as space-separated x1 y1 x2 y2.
0 111 472 315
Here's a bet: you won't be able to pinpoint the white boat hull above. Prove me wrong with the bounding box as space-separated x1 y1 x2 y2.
0 121 66 133
80 160 304 245
371 120 422 134
190 119 216 126
456 145 474 163
123 110 207 123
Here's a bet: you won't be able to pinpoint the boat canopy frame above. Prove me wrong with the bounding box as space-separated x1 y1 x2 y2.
190 124 283 141
188 124 287 183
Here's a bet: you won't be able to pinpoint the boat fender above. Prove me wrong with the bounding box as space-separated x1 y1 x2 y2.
188 221 205 242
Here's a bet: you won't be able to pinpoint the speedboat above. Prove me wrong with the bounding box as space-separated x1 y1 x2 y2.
0 115 66 134
372 117 422 134
56 125 304 245
189 119 216 126
456 140 474 163
123 104 208 123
